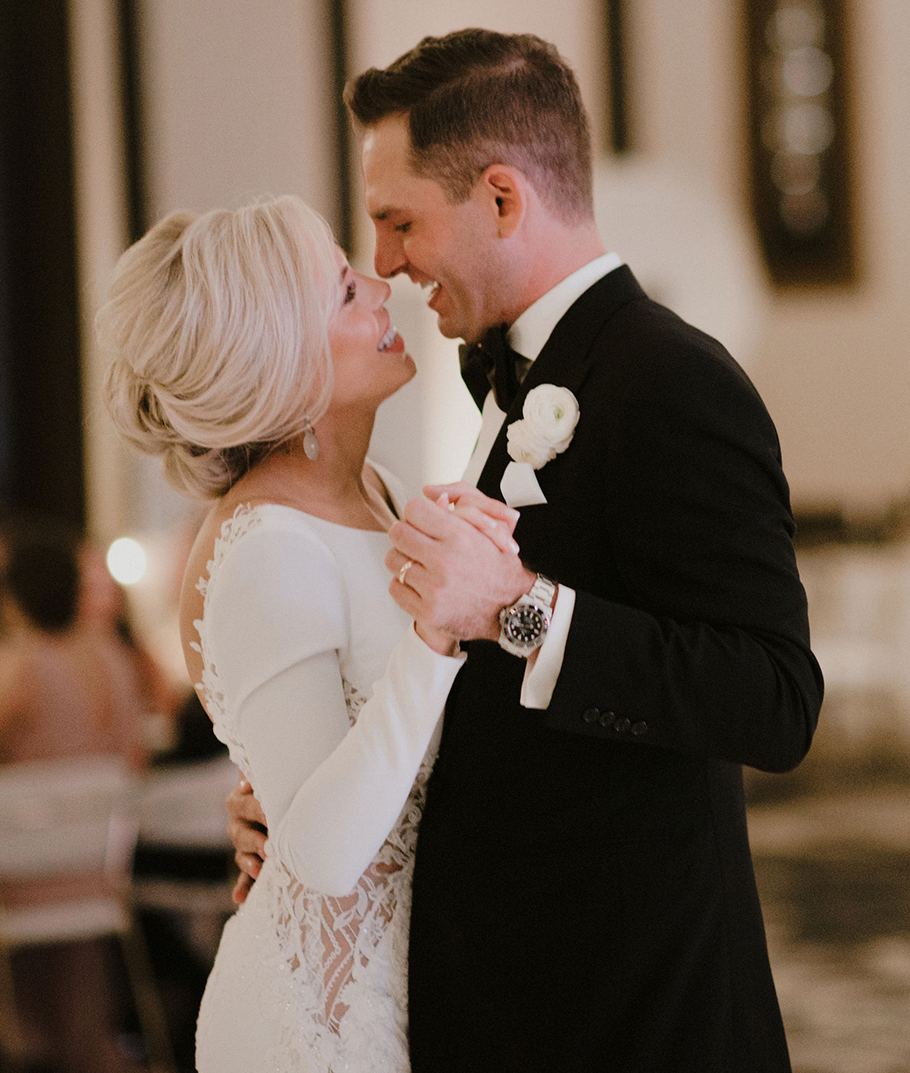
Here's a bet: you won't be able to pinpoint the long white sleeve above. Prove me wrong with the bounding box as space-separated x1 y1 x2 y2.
200 511 465 897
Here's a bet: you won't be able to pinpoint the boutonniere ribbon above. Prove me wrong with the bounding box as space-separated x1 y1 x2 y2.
500 384 580 508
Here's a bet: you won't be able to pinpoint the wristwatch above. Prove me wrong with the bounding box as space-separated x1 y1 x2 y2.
498 574 558 658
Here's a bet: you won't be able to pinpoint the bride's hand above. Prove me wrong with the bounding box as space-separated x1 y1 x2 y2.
426 483 520 555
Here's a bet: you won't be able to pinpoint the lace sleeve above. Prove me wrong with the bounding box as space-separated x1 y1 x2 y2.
200 517 465 896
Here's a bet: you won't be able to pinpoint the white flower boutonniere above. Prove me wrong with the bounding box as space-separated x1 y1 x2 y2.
506 385 580 470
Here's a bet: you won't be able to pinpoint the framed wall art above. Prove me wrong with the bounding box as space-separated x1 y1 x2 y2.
743 0 858 286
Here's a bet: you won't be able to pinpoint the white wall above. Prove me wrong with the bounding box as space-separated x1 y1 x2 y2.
140 0 336 222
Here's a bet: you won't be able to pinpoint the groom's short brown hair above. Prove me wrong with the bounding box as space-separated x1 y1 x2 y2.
344 28 594 225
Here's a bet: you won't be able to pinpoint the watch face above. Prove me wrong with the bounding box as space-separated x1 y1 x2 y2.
504 605 546 645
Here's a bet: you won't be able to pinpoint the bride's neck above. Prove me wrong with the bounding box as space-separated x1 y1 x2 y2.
233 409 393 529
305 406 374 481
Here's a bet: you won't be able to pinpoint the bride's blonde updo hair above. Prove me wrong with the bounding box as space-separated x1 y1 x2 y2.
97 195 338 498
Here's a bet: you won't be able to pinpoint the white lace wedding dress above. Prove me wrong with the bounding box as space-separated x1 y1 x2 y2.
192 493 465 1073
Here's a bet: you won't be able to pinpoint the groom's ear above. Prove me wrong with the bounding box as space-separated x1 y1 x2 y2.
479 165 526 239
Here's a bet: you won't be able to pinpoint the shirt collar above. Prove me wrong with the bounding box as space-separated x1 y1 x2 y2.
507 252 623 361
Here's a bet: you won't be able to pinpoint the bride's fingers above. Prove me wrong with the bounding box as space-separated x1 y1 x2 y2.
448 502 520 554
392 496 520 568
426 483 520 534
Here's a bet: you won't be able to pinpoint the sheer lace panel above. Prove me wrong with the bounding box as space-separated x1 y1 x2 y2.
191 503 263 777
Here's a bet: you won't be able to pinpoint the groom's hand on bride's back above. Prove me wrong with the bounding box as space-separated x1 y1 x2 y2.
226 777 268 904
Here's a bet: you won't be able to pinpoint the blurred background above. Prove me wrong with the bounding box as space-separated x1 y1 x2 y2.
0 1 908 1070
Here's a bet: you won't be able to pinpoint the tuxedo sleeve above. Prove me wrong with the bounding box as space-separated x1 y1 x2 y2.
540 327 823 773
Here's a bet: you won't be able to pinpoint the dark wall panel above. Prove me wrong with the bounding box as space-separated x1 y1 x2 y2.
0 1 85 528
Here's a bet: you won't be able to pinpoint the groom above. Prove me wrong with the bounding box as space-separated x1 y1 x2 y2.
232 29 823 1072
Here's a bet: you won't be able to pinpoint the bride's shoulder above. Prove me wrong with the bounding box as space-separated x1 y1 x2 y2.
185 499 325 593
178 498 338 684
178 497 322 616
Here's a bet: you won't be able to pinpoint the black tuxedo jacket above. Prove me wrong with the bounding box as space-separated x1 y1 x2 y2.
407 267 823 1073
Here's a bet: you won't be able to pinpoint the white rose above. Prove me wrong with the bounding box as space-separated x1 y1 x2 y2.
521 385 580 456
506 384 581 471
506 419 554 469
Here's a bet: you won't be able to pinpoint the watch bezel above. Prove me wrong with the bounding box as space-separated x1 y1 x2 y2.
498 596 551 656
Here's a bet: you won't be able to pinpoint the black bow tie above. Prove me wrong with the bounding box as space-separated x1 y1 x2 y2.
459 325 531 412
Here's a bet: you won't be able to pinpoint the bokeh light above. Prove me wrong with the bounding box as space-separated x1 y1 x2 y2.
106 537 147 585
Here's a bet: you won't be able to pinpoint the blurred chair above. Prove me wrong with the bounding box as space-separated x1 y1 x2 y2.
0 755 176 1072
799 545 910 747
134 755 238 963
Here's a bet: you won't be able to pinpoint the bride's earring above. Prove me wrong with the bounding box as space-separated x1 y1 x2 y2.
302 418 320 461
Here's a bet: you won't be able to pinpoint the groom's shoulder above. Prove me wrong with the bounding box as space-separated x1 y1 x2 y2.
581 292 771 424
567 267 726 366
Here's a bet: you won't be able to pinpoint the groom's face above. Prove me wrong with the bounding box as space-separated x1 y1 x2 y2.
361 115 510 345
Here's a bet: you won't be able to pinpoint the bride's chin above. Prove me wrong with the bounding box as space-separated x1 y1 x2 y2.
381 364 417 404
391 352 417 384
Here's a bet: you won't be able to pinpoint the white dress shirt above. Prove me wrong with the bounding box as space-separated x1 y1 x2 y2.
462 252 623 708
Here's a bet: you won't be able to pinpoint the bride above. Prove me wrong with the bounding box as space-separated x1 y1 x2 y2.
97 195 517 1072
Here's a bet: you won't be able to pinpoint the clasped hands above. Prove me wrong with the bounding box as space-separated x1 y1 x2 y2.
226 484 536 904
386 482 536 649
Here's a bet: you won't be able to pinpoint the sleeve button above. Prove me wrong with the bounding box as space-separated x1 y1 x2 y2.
598 710 615 727
631 721 649 736
582 707 600 724
613 717 631 734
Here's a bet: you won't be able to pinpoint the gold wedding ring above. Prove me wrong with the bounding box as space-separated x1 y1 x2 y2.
398 559 414 585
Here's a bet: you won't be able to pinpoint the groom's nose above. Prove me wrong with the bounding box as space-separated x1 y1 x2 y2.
373 231 407 280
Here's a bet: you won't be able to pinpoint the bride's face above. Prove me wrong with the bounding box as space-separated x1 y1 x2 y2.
327 248 416 410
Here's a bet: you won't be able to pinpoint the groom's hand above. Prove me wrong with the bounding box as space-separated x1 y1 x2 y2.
226 777 268 904
387 484 535 641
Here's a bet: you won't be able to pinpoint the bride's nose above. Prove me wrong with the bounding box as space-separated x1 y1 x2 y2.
371 277 392 308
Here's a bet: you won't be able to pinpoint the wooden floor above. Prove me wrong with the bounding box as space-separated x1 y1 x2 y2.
749 786 910 1073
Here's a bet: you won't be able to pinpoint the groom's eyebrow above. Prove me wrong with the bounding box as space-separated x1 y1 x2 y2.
371 205 404 223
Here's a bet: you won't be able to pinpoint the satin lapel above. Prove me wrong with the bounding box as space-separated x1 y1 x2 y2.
476 266 647 501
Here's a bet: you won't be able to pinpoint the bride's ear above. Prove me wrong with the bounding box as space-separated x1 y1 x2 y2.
478 165 526 239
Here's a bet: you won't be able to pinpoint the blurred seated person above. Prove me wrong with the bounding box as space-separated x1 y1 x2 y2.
0 524 149 770
0 521 149 1073
78 532 225 765
78 539 183 757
